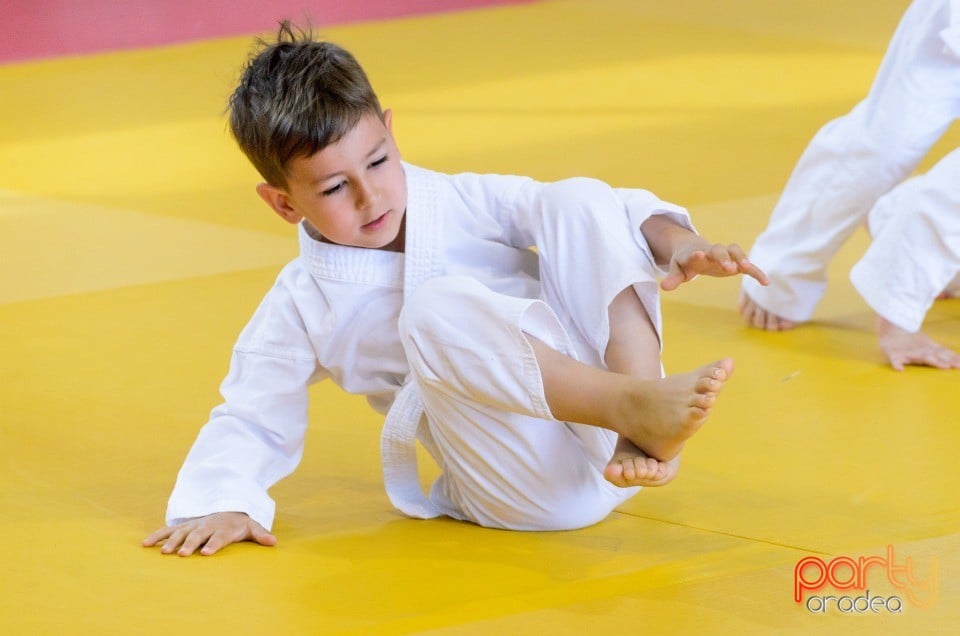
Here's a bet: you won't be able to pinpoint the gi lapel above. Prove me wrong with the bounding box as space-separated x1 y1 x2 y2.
381 163 446 520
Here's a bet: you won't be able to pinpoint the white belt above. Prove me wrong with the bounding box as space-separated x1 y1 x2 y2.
380 381 443 519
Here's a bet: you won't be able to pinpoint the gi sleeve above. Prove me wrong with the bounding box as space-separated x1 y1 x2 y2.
165 273 327 531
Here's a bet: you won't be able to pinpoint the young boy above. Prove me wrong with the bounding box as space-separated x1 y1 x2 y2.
143 23 768 557
739 0 960 370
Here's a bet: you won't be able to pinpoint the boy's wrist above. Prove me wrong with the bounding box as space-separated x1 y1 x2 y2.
641 215 699 266
670 233 710 260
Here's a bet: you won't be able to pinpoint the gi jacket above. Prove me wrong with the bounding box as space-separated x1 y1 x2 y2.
166 163 692 529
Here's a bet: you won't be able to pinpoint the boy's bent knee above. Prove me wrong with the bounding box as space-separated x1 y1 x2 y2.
539 177 618 210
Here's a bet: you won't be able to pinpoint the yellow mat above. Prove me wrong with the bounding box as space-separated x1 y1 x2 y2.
1 1 956 633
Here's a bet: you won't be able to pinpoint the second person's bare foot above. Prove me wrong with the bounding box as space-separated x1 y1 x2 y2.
738 292 796 331
877 316 960 371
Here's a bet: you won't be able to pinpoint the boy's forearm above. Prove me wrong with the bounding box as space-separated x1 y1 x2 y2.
639 214 704 266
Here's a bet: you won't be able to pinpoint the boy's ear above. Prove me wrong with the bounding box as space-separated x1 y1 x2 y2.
383 108 393 133
256 183 302 224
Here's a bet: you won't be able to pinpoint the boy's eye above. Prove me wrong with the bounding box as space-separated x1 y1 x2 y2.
322 181 345 196
369 155 388 168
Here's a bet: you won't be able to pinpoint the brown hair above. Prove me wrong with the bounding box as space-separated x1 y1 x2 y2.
228 21 383 187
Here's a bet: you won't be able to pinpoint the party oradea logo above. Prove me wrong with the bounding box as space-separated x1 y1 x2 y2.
794 545 938 614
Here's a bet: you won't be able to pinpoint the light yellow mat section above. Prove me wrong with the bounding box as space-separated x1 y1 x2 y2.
1 1 956 633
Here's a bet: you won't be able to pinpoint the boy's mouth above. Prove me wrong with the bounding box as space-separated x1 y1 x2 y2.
362 212 389 230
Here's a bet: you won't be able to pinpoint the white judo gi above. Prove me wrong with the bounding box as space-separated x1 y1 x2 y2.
166 163 693 532
743 0 960 332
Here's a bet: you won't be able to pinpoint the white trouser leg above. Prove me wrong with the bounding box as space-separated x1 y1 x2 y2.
513 176 667 360
850 147 960 331
394 174 666 529
399 276 640 531
744 0 960 321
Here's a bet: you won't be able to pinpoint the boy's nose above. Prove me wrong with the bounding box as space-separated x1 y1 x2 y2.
355 179 378 210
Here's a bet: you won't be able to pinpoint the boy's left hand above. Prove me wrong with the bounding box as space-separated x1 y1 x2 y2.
660 238 769 291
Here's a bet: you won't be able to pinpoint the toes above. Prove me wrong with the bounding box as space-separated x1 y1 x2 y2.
739 299 757 327
884 343 960 370
704 358 733 382
695 376 723 393
764 310 780 331
930 350 958 369
888 355 906 371
741 297 794 332
606 454 677 488
606 460 650 488
720 357 734 372
691 393 716 410
603 463 625 487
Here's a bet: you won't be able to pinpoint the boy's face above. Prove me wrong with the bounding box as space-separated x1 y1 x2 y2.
257 110 407 251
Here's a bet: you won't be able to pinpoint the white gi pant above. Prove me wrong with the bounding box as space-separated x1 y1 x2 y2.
398 277 640 531
388 180 668 531
743 0 960 328
400 277 638 530
851 148 960 331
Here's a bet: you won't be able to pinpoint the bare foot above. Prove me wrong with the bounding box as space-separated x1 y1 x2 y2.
876 316 960 371
604 435 680 487
615 358 733 462
738 292 796 331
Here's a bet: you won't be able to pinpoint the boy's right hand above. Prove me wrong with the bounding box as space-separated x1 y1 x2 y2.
142 511 277 556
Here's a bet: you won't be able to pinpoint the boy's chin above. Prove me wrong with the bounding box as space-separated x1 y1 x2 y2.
376 231 405 251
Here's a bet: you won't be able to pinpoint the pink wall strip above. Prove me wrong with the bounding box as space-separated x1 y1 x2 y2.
1 0 532 64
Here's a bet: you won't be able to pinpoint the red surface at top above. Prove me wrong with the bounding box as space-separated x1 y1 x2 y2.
1 0 531 64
